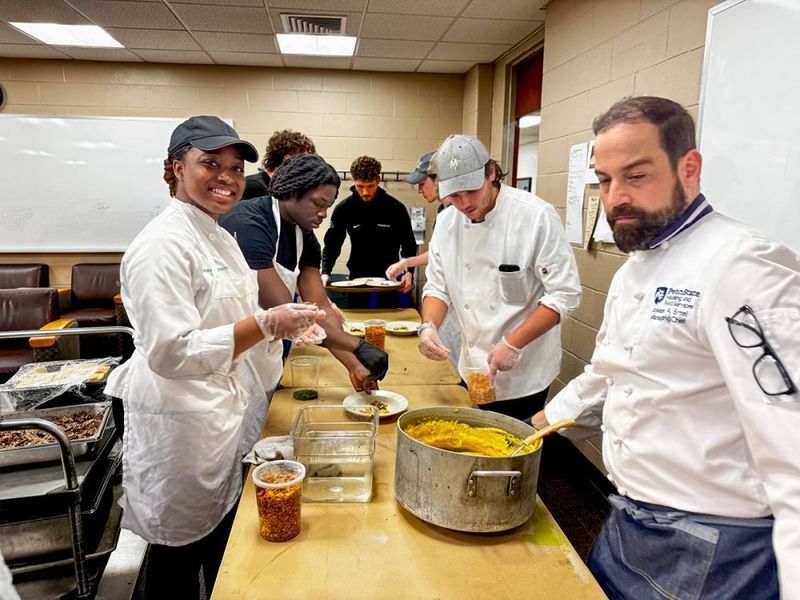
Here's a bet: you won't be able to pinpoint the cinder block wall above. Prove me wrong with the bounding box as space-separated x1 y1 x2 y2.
535 0 719 469
0 59 464 284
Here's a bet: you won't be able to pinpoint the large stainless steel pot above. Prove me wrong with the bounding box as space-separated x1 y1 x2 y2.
395 406 541 533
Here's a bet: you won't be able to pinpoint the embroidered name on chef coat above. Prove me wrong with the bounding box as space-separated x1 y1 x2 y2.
650 286 700 324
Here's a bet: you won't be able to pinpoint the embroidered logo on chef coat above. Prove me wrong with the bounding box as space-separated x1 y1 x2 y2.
650 287 700 324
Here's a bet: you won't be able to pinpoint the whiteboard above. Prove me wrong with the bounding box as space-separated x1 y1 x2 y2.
698 0 800 255
0 115 193 252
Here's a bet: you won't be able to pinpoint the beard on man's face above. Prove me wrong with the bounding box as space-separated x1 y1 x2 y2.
607 181 687 253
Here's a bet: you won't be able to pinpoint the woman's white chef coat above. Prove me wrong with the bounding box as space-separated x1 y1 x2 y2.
105 199 282 546
423 184 581 401
544 212 800 597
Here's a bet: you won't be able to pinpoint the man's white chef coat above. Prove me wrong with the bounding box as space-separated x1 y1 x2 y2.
424 184 581 401
545 205 800 597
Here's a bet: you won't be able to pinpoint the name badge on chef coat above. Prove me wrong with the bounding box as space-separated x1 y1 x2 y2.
650 286 701 324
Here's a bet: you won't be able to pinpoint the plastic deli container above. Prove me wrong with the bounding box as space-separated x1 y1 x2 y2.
252 460 306 542
363 319 387 350
465 366 496 405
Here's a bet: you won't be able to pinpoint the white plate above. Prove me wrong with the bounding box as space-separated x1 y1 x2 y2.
330 280 360 288
386 321 420 335
343 390 409 419
365 277 401 288
343 321 365 337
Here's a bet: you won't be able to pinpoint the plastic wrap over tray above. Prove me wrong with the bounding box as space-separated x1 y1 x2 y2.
0 357 120 413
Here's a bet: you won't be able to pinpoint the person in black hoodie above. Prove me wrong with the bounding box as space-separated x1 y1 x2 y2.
321 156 417 302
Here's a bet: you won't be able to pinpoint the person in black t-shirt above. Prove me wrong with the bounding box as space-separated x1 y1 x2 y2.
220 154 388 391
242 129 316 200
320 156 417 291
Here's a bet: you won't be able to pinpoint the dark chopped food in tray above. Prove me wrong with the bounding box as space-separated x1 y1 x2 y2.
0 410 104 449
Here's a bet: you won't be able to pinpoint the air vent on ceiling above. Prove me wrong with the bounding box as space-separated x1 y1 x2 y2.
280 14 347 35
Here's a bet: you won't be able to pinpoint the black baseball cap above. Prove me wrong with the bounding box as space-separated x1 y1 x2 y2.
405 151 435 184
168 115 259 163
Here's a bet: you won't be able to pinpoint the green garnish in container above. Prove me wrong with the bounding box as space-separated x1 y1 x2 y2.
293 389 319 400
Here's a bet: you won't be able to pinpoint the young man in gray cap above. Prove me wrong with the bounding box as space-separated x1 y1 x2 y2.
417 134 581 421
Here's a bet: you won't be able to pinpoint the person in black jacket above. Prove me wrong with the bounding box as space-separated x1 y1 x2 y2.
321 156 417 299
242 129 316 200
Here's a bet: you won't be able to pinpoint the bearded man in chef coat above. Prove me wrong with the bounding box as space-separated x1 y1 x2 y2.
418 134 581 421
533 96 800 600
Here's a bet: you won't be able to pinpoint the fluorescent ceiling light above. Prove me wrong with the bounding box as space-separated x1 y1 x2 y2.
10 22 122 48
519 114 541 128
276 33 356 56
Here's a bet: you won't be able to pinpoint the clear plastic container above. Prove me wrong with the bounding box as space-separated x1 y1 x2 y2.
290 356 320 400
291 405 379 503
465 366 496 405
252 460 306 542
363 319 387 350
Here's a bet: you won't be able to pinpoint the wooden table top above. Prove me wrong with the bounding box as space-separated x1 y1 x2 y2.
280 308 462 387
212 385 605 600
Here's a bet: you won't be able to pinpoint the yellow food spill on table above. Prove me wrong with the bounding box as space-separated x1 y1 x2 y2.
403 419 539 457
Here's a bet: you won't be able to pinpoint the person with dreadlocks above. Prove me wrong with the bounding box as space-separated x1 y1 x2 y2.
220 153 389 392
243 129 316 200
105 116 325 598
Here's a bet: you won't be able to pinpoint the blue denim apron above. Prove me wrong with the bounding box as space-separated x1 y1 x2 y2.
589 495 778 600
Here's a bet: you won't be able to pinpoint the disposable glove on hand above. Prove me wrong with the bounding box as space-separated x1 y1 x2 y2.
293 322 327 347
254 304 324 340
488 337 522 384
321 274 331 287
385 258 408 281
417 322 449 361
353 339 389 381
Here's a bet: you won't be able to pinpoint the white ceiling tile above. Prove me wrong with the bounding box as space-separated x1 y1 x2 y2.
105 28 201 50
462 0 547 20
361 13 453 42
60 47 144 61
268 0 367 11
353 57 421 72
268 9 362 36
169 3 271 33
356 38 433 59
208 51 284 67
193 31 277 53
0 22 38 44
368 0 469 16
429 42 509 62
0 43 70 59
417 60 474 74
167 0 264 5
132 49 214 64
443 17 542 44
282 54 352 69
0 0 90 24
68 0 184 29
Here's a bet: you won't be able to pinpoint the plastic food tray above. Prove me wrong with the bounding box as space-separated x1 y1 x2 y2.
0 402 112 469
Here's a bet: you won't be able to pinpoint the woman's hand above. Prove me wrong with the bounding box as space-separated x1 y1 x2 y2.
254 303 325 340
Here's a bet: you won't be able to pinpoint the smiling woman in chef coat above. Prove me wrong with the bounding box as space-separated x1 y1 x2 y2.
104 116 324 598
418 134 581 421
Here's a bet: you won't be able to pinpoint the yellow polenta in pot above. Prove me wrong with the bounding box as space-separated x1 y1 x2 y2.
403 419 539 456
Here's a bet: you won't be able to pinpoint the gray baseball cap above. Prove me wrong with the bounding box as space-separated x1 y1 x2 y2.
436 134 489 199
405 151 435 184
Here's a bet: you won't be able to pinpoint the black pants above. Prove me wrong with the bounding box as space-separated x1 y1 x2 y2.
477 386 549 422
140 504 238 599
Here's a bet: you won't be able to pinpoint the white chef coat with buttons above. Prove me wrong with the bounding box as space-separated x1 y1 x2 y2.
106 199 281 546
424 184 581 401
544 210 800 597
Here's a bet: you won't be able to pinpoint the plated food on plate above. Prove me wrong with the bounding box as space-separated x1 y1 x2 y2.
343 390 409 419
386 321 420 335
343 321 365 337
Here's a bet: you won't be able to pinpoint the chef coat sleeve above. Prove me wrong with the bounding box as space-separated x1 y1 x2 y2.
701 239 800 598
531 205 581 321
397 203 418 274
321 203 346 276
421 223 450 307
121 233 237 379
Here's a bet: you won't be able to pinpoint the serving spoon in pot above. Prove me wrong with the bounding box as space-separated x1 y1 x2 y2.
509 419 576 456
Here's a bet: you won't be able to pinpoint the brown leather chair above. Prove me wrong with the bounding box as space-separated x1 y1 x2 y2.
0 264 49 288
59 263 129 359
0 288 78 383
